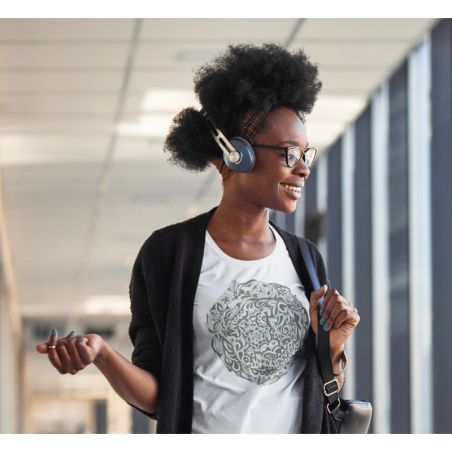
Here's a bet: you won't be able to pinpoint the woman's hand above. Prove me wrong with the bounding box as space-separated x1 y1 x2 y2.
35 329 105 375
309 285 360 351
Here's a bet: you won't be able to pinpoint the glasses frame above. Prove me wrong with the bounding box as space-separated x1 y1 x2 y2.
252 143 318 168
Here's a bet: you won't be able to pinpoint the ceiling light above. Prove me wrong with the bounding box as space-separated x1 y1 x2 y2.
83 295 129 315
141 88 200 111
116 113 174 138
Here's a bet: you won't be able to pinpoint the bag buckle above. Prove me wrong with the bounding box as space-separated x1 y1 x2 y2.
327 398 341 414
323 378 340 397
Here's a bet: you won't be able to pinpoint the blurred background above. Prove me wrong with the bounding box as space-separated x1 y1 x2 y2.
0 18 450 434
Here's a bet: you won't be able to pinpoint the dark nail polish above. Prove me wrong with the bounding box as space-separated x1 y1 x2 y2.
68 331 75 337
49 328 56 336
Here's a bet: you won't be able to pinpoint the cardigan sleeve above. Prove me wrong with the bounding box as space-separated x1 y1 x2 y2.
127 236 163 420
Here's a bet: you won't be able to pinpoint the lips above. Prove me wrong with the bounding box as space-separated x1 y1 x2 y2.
280 183 301 199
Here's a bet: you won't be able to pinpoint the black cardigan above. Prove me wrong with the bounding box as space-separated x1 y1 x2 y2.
128 205 338 433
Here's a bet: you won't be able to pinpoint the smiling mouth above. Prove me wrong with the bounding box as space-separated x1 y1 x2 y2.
280 183 302 199
280 183 302 193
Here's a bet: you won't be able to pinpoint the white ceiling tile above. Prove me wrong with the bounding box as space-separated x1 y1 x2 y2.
134 42 235 68
0 93 117 115
0 44 129 69
289 41 412 69
296 18 436 40
0 19 135 41
308 95 367 121
0 147 107 165
122 93 147 114
0 117 114 134
141 18 296 41
0 134 110 161
318 68 388 93
128 68 195 91
0 70 123 92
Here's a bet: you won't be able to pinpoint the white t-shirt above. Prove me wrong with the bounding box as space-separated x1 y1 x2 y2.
191 224 312 433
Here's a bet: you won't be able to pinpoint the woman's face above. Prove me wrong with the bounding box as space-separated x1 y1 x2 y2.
232 106 311 214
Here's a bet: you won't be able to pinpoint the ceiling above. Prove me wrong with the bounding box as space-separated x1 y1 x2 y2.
0 19 436 392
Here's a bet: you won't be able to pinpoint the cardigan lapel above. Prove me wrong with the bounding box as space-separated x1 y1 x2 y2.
161 205 218 433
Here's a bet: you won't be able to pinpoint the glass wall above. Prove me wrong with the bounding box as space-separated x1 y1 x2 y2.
275 18 451 433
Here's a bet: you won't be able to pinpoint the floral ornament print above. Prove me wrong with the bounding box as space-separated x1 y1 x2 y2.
206 279 310 385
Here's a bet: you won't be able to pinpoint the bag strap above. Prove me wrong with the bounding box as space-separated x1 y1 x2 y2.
296 237 342 413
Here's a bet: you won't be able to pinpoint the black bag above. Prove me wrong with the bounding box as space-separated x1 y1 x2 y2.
297 237 373 434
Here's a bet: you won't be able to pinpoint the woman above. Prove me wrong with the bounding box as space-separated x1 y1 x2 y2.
36 43 360 433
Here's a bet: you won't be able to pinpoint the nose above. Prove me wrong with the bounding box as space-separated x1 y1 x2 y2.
293 158 310 180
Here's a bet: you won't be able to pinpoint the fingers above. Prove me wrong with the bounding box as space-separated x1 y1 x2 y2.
36 342 49 353
43 329 89 375
309 284 328 315
312 284 328 304
321 289 345 326
64 334 87 373
74 335 94 364
56 331 85 374
332 310 350 329
47 328 64 372
327 302 345 329
321 289 360 329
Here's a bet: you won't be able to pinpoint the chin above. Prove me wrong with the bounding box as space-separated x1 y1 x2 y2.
281 204 297 215
266 200 298 215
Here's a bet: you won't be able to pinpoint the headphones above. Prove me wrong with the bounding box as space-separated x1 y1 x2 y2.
200 108 255 173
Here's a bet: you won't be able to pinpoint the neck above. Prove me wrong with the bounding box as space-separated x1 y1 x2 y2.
209 195 273 243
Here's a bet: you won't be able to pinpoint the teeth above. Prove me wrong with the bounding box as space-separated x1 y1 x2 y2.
281 184 301 192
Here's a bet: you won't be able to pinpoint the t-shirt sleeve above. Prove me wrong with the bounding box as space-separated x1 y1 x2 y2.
127 237 162 420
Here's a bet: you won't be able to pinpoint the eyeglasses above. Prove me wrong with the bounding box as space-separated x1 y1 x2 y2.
253 143 318 168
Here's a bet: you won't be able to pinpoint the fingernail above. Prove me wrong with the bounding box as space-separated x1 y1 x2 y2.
49 328 56 336
319 318 326 327
323 323 330 332
68 331 75 337
319 307 324 316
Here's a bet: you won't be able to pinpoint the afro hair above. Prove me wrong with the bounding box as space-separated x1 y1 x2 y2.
163 43 322 173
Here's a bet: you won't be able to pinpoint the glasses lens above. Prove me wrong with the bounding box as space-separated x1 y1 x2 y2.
304 147 317 167
287 147 302 167
287 146 317 168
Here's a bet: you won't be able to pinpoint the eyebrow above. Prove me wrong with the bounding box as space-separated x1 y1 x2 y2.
277 140 309 147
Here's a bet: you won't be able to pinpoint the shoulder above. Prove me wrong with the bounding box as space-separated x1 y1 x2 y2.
271 222 322 256
270 221 325 267
301 237 324 263
137 208 212 258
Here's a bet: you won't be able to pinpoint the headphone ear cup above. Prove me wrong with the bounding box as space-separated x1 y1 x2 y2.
224 137 255 173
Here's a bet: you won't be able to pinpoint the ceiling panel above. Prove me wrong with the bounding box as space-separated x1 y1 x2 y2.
289 41 412 68
0 117 114 133
0 93 118 115
0 44 129 69
0 70 123 92
127 69 195 91
134 42 239 68
141 18 295 41
318 68 388 93
0 133 109 151
0 19 134 41
297 18 437 40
